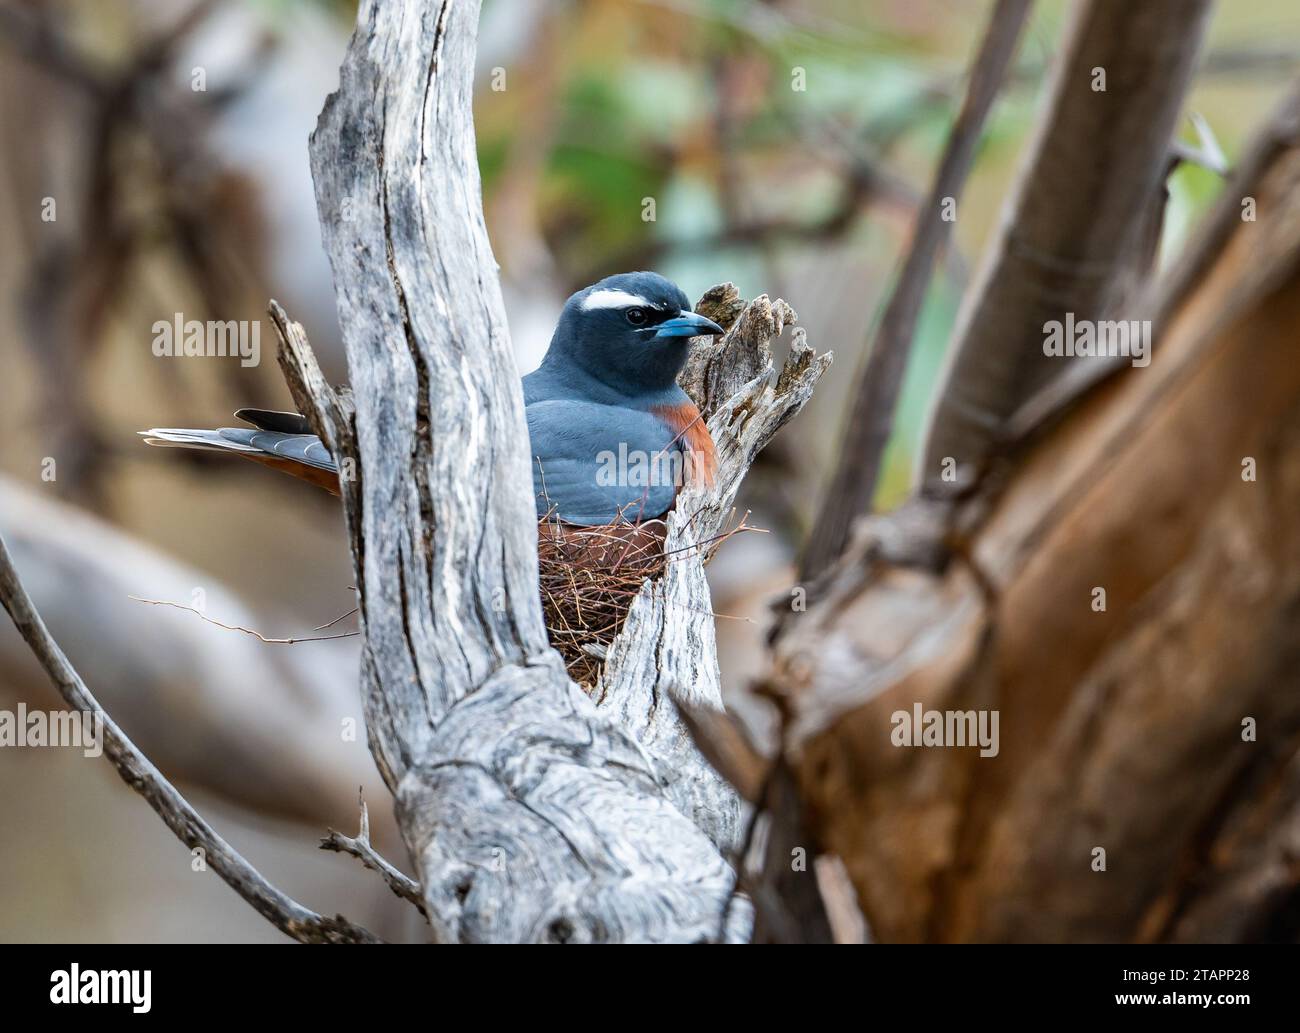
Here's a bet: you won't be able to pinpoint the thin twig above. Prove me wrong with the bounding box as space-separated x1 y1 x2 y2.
128 596 358 644
314 606 359 632
0 530 381 944
321 791 428 919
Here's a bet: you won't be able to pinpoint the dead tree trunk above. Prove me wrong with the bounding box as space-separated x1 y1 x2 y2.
284 0 826 942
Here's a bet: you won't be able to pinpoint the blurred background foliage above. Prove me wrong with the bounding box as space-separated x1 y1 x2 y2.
0 0 1296 942
467 0 1298 510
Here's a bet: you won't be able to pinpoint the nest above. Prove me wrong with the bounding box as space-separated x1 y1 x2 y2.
537 507 750 688
537 514 669 687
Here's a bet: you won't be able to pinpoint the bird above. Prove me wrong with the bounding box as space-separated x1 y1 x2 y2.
141 272 725 527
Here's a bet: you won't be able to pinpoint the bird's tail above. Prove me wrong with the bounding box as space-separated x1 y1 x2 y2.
140 409 341 495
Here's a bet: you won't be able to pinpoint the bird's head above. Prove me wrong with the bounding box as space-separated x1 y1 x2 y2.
544 272 725 397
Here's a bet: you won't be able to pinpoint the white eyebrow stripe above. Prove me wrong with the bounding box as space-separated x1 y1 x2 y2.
581 288 662 311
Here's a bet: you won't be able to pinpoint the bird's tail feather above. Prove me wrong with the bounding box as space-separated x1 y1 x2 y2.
139 428 261 453
139 423 340 495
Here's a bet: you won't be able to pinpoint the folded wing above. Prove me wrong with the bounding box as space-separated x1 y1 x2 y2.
526 399 681 525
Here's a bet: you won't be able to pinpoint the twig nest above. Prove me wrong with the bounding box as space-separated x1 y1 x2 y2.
537 517 669 687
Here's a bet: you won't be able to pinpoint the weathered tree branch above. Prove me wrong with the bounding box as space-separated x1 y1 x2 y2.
321 793 427 918
0 475 381 831
0 532 381 944
295 0 826 942
601 287 830 850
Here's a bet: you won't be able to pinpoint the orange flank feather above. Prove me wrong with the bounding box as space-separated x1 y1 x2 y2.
237 452 342 495
652 400 717 490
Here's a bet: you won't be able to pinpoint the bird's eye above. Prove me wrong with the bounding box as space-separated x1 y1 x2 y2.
625 307 648 326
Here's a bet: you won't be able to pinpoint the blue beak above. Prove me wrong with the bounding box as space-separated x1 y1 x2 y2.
654 311 725 339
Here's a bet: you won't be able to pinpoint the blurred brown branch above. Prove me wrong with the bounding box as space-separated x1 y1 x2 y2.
768 74 1300 943
800 0 1033 580
1 0 279 505
920 0 1214 478
0 477 383 831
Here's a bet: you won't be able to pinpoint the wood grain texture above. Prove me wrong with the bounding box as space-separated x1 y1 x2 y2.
302 1 827 941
